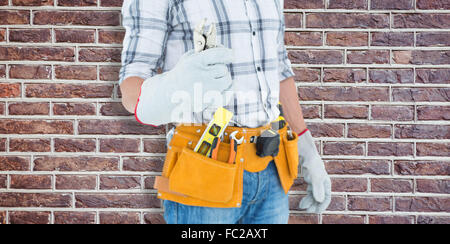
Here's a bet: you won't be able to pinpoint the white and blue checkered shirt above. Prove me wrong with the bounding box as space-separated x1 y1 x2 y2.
120 0 295 128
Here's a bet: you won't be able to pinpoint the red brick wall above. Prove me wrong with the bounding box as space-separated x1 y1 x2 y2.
0 0 448 224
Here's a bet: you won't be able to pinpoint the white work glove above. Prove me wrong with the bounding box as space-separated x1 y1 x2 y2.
135 47 233 126
297 130 332 214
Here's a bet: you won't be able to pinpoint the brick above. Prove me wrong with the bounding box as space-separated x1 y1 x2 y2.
307 123 344 137
9 138 51 152
99 66 120 81
26 83 113 98
0 211 4 224
368 142 413 156
392 88 449 102
8 102 49 115
417 106 450 120
10 175 52 189
0 65 5 78
393 50 450 65
288 50 343 64
371 32 414 46
326 32 368 46
0 83 21 98
98 29 125 44
324 142 365 156
300 105 321 119
293 68 321 82
416 69 450 84
417 32 450 47
55 65 97 80
327 196 347 211
288 214 319 224
328 0 368 9
395 161 449 176
416 0 450 9
78 120 165 135
0 175 7 188
54 212 96 224
331 178 367 192
99 102 132 116
322 215 365 224
369 69 414 84
34 156 119 171
0 10 30 24
285 0 324 9
100 0 123 7
144 213 165 224
371 179 413 193
0 120 73 134
9 211 51 224
323 68 366 83
396 197 450 212
0 0 7 5
100 212 140 224
144 176 156 190
33 11 120 26
9 28 51 43
12 0 53 6
122 157 164 172
348 196 392 211
100 176 141 190
55 29 95 43
100 138 140 153
417 216 450 224
325 105 368 119
0 138 5 151
0 103 4 115
416 179 450 194
54 138 96 152
285 32 322 46
371 0 413 10
347 50 390 64
143 139 167 154
57 0 97 6
369 215 414 224
9 65 51 79
395 124 450 139
325 159 391 175
56 175 96 190
0 47 75 62
298 87 389 101
307 13 389 28
416 143 450 157
284 13 302 28
0 156 30 171
348 124 391 138
75 194 160 208
53 103 96 116
394 14 450 28
0 193 72 207
371 105 414 121
78 48 121 62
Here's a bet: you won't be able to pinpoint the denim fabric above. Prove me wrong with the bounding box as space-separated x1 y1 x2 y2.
163 161 289 224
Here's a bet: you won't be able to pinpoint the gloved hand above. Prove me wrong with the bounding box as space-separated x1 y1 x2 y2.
135 47 233 126
297 130 332 214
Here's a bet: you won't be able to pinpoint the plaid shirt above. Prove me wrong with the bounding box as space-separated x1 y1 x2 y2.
120 0 295 128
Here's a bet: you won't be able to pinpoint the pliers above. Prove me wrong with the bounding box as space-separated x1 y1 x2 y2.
194 18 217 53
228 131 244 164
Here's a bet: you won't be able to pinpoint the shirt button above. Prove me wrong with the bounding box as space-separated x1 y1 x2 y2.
252 31 256 36
257 67 261 72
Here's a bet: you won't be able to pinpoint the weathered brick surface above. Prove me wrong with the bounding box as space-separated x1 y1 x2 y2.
0 0 448 225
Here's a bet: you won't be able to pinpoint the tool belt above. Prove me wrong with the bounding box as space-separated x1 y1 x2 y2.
154 123 299 208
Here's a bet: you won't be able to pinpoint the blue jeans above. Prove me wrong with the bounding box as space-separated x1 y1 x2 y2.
163 161 289 224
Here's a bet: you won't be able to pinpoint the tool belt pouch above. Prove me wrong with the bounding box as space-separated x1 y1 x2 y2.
156 128 243 207
282 132 299 179
169 146 237 203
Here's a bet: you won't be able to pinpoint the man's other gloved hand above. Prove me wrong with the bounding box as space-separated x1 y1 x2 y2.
297 130 332 214
135 47 233 126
